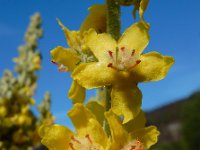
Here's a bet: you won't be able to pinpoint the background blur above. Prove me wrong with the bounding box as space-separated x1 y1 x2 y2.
0 0 200 149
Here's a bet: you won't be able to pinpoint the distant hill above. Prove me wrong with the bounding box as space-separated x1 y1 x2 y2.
147 91 200 149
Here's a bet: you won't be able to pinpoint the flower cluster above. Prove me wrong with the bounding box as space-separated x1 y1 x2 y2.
0 13 54 149
39 1 174 150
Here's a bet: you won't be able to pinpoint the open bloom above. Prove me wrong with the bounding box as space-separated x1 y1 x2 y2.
72 22 174 123
50 5 107 104
39 103 159 150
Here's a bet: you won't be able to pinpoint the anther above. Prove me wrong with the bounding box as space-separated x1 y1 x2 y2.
121 46 125 52
128 60 141 71
136 60 141 64
108 51 113 58
107 63 117 70
107 63 113 67
130 145 136 150
136 139 143 150
69 142 75 150
85 134 93 144
51 60 60 66
71 136 81 144
131 49 135 56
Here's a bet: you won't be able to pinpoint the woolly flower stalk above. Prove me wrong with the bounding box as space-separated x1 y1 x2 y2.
0 13 53 149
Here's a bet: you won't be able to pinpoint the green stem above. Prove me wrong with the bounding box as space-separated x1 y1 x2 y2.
106 0 121 40
103 86 112 136
103 0 121 136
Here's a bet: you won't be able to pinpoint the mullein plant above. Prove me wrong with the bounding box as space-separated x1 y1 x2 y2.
39 0 174 149
0 13 54 149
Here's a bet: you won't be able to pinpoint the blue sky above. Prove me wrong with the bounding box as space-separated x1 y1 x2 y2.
0 0 200 127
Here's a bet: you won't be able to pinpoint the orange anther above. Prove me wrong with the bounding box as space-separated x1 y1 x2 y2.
121 46 125 51
69 142 75 150
136 60 141 64
107 63 113 67
131 49 135 56
71 136 81 144
51 60 60 66
130 145 136 150
108 51 113 58
85 134 93 144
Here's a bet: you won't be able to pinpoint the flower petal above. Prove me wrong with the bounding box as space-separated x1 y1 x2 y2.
50 46 80 71
84 29 117 62
68 81 85 104
130 126 160 149
57 19 82 50
80 5 107 33
139 0 149 20
123 110 146 133
72 62 115 89
118 22 149 54
131 52 175 82
39 124 73 150
105 110 129 150
68 103 95 135
68 103 108 148
111 84 142 124
86 101 105 126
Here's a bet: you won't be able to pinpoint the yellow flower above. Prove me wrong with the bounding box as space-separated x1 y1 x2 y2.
0 105 7 118
32 55 41 70
72 22 174 123
39 104 159 150
50 5 107 104
17 114 32 125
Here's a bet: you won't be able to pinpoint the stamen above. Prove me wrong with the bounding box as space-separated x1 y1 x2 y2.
108 51 113 58
116 47 119 61
136 140 140 144
107 63 117 70
130 145 136 150
51 60 60 66
121 46 125 52
139 145 143 150
71 136 81 144
136 139 144 150
58 65 68 72
69 142 75 150
131 49 135 56
107 63 113 67
85 134 93 144
136 60 141 64
128 60 141 71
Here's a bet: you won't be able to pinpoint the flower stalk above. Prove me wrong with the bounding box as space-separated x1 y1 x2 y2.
106 0 121 40
104 0 121 136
